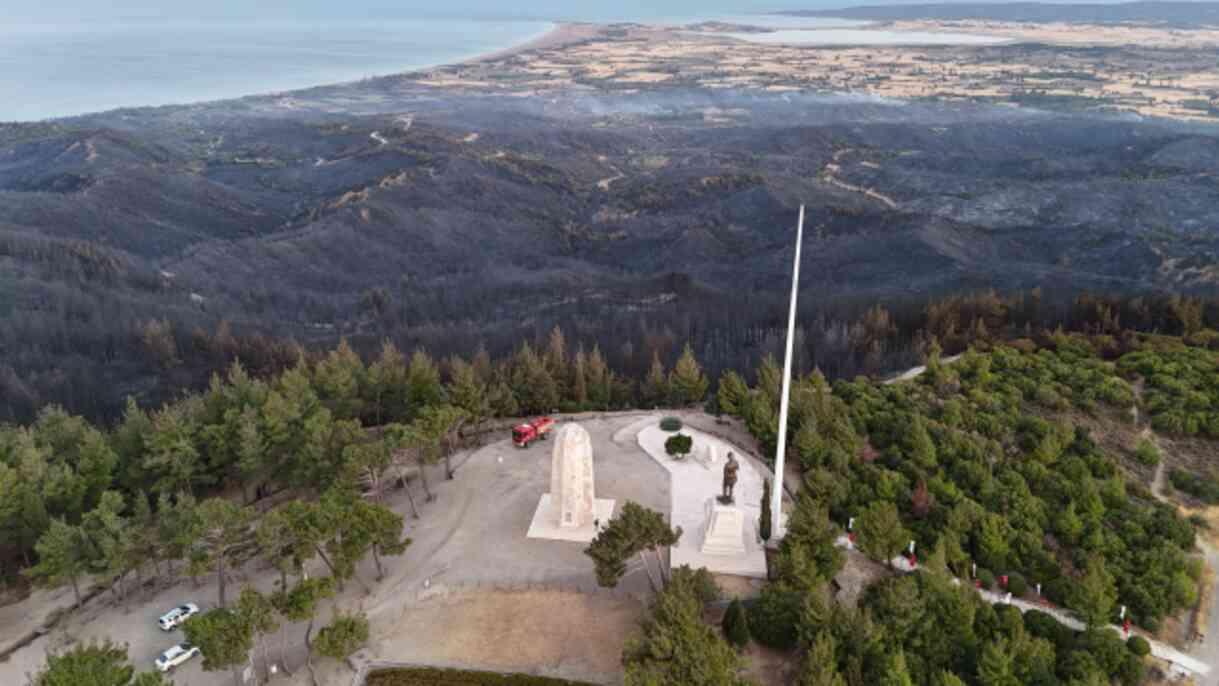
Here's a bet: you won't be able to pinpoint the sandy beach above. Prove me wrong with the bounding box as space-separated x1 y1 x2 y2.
459 22 602 65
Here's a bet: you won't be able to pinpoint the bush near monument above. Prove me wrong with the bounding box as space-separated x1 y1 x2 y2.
759 479 772 542
747 585 802 651
664 433 693 459
659 417 683 432
722 599 751 648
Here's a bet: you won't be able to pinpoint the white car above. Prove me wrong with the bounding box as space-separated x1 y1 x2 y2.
154 642 200 672
157 602 200 631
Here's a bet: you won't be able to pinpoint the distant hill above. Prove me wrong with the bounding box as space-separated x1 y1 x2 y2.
783 1 1219 25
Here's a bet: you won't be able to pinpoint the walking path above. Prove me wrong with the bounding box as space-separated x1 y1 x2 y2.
1148 439 1219 684
829 534 1212 679
878 365 1213 680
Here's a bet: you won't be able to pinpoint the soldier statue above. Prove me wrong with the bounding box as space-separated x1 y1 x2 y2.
720 451 740 504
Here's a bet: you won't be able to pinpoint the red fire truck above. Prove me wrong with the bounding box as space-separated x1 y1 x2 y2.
512 417 555 448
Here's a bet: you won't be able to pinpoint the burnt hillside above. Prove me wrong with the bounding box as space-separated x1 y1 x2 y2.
2 89 1218 421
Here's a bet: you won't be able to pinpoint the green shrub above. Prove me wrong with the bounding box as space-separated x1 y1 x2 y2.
1140 613 1161 633
759 479 772 542
1118 651 1147 686
671 565 721 603
976 568 995 590
1023 609 1072 649
1043 576 1075 607
1169 468 1219 503
747 585 802 650
1127 635 1150 657
722 599 750 648
314 611 369 661
1134 438 1160 466
1006 572 1028 597
664 433 693 458
659 417 683 432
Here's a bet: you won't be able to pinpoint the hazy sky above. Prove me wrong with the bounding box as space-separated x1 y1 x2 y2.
5 0 1117 23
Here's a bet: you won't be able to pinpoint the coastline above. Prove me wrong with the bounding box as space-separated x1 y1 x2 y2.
1 18 571 123
456 22 601 66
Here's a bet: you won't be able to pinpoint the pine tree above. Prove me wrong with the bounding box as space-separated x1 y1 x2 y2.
757 354 783 409
923 339 946 388
275 576 335 682
312 339 365 420
877 650 915 686
585 501 681 591
29 640 138 686
571 347 589 408
799 632 845 686
669 343 710 406
511 342 559 415
447 356 489 432
857 501 908 568
236 587 280 683
191 497 254 608
722 598 750 648
906 415 937 469
623 568 741 686
641 352 669 408
471 343 493 384
716 370 749 417
145 406 200 497
366 340 408 424
977 639 1020 686
587 345 611 409
314 611 370 662
183 606 255 686
1072 555 1117 629
406 349 445 415
760 479 773 542
545 325 569 398
25 518 90 607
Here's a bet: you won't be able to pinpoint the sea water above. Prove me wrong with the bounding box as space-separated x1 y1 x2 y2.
0 18 554 121
0 2 997 123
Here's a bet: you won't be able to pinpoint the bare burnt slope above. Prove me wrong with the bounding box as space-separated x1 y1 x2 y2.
1 89 1218 420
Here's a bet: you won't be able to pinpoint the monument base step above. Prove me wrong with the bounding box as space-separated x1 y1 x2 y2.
526 493 616 543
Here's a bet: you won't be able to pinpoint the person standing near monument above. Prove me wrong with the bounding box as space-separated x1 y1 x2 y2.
721 452 740 503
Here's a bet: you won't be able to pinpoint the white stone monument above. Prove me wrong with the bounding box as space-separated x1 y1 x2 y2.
527 423 615 542
694 441 720 471
700 498 748 557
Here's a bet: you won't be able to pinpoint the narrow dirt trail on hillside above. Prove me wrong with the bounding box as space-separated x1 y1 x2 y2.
820 147 899 210
1135 376 1219 683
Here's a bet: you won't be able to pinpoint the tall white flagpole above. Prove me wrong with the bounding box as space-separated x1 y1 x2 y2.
771 204 804 535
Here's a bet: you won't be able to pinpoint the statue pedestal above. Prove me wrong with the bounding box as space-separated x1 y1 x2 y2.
527 494 615 543
701 499 748 557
